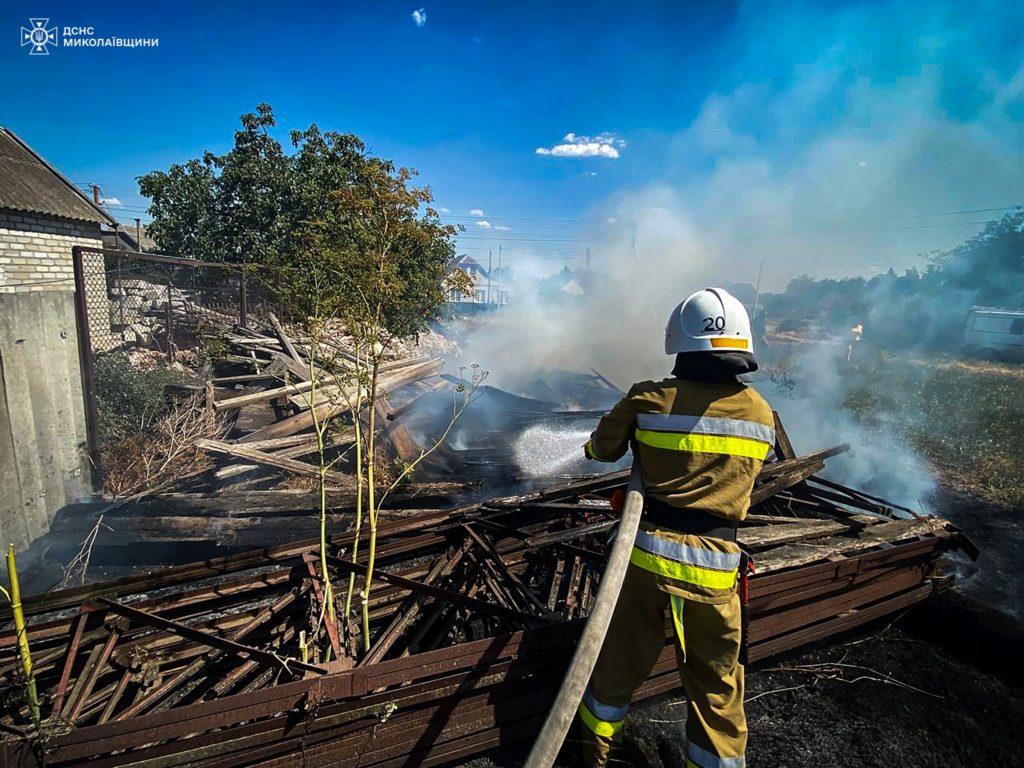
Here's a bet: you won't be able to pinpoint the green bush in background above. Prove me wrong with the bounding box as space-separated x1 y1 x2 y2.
93 352 191 444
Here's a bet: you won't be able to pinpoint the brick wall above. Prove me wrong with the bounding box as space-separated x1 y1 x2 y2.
0 209 104 293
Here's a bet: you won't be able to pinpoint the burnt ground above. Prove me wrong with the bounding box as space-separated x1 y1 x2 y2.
454 593 1024 768
456 482 1024 768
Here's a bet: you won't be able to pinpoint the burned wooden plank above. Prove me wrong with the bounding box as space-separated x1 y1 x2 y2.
326 555 548 626
750 462 825 505
97 598 323 677
758 444 849 478
195 438 349 484
238 359 443 444
361 538 474 666
756 517 948 573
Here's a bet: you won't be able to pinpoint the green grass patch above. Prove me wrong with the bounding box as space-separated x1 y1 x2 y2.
841 354 1024 509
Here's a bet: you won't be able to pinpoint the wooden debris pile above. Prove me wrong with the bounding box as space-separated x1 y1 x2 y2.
177 316 455 492
0 415 976 767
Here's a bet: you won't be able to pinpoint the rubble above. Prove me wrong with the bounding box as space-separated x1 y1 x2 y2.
0 414 975 767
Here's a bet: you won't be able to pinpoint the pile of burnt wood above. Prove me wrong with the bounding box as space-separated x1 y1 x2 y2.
0 416 975 767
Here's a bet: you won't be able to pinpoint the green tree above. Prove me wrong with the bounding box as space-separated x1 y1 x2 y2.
266 147 470 653
932 208 1024 304
138 104 369 264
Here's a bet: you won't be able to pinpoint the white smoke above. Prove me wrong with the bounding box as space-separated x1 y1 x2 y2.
453 0 1021 508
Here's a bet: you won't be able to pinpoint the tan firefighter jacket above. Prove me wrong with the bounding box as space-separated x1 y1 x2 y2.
585 376 774 602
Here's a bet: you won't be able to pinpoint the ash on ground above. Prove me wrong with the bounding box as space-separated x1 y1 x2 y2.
456 593 1024 768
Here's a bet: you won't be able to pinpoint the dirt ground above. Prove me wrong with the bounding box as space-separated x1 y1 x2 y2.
455 594 1024 768
456 480 1024 768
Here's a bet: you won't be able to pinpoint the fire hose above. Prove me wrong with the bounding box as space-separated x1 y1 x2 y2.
524 461 645 768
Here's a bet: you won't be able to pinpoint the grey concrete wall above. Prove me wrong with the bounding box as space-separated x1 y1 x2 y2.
0 291 92 551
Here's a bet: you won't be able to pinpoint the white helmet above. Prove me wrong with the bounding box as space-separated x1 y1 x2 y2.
665 287 753 355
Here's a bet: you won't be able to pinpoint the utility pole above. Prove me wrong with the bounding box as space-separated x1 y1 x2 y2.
134 218 142 252
488 250 493 306
752 259 766 319
497 245 503 311
586 247 591 271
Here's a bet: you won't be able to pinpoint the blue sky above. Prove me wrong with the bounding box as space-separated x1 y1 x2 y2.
1 0 1022 286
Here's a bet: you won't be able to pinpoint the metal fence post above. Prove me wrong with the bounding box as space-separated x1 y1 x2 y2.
239 268 248 328
166 281 175 363
71 246 103 488
117 253 125 344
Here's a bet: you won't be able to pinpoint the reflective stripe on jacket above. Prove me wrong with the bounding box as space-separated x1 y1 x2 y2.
585 377 774 524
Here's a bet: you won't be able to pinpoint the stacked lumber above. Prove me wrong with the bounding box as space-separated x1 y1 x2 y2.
0 417 976 767
193 317 447 490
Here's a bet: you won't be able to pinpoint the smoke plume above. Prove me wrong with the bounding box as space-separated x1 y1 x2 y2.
452 0 1021 510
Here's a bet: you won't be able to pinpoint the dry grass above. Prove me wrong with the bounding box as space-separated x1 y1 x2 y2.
841 353 1024 509
102 394 228 496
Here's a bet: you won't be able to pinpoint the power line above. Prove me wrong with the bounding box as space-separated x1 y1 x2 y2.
883 220 995 230
906 204 1023 217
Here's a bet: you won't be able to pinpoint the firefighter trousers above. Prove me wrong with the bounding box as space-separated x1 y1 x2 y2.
578 563 746 768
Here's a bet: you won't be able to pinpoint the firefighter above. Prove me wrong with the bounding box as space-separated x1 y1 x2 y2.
578 287 774 768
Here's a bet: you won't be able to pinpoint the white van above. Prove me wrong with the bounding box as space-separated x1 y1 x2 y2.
963 307 1024 362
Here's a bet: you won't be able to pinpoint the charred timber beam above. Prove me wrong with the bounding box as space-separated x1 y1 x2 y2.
525 519 617 550
63 625 121 725
50 610 88 717
360 538 474 666
325 555 549 627
302 555 343 661
750 462 825 505
96 598 323 677
758 444 849 478
805 476 920 517
461 525 550 615
772 411 797 460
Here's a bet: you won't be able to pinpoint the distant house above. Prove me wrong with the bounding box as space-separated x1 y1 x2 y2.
446 254 510 306
0 126 115 293
722 281 757 308
538 265 605 302
102 222 157 253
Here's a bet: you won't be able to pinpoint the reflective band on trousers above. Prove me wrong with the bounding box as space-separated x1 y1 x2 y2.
635 413 775 446
688 741 746 768
634 430 771 460
634 529 741 571
630 548 738 588
670 594 686 658
578 688 628 738
631 529 739 589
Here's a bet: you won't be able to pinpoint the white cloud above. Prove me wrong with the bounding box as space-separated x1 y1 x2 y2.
535 132 626 159
605 217 617 224
469 208 485 217
411 8 427 27
100 197 122 206
494 224 511 231
439 206 450 213
475 220 492 228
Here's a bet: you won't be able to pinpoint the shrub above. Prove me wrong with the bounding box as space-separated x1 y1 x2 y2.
92 352 192 444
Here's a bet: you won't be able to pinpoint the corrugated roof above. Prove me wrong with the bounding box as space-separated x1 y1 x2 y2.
0 127 116 224
102 224 157 252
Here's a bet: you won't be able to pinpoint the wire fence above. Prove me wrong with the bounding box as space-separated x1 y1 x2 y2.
71 246 279 475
